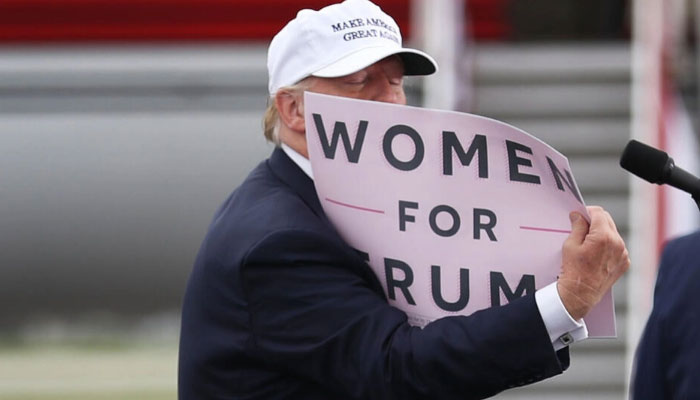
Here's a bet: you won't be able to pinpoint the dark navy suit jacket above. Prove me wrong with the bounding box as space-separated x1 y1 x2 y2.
632 230 700 399
178 148 569 399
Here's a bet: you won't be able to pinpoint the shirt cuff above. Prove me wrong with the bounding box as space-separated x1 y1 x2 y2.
535 282 588 351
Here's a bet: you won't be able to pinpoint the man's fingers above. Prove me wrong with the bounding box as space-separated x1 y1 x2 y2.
565 211 589 245
559 205 630 320
600 208 617 232
585 206 615 238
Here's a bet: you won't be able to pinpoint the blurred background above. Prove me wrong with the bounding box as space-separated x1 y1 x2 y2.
0 0 697 399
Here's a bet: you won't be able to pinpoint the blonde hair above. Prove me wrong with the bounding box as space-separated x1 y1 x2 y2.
263 78 315 145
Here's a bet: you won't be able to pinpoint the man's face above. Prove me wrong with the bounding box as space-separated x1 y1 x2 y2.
277 55 407 158
308 56 406 105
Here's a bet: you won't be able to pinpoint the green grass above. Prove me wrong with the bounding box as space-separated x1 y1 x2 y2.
0 343 177 400
1 390 175 400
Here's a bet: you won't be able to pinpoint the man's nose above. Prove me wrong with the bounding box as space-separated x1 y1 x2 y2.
372 77 403 104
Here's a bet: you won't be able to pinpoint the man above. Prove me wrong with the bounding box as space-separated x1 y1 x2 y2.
178 1 630 399
632 230 700 399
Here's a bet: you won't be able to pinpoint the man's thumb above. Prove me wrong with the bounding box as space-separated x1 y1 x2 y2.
566 212 589 245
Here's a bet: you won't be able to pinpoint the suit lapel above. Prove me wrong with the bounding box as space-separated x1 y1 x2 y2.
267 147 326 220
266 147 388 297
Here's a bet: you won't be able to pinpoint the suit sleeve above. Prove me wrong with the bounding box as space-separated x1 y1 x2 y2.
633 236 700 399
241 229 568 400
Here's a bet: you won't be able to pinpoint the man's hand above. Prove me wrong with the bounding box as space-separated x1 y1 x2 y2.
557 206 630 321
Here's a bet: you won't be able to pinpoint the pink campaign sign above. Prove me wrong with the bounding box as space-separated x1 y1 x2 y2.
304 92 616 337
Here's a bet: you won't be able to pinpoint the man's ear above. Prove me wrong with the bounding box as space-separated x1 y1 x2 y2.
275 90 306 133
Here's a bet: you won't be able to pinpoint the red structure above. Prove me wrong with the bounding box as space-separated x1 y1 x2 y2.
0 0 507 43
466 0 509 39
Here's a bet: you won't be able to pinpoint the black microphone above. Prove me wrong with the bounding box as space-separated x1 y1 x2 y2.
620 139 700 199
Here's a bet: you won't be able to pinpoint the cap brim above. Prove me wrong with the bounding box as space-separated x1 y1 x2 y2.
311 46 438 78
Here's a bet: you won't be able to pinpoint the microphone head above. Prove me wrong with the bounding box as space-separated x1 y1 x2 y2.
619 140 670 184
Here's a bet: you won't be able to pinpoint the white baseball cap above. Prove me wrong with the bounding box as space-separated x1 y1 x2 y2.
267 0 438 95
